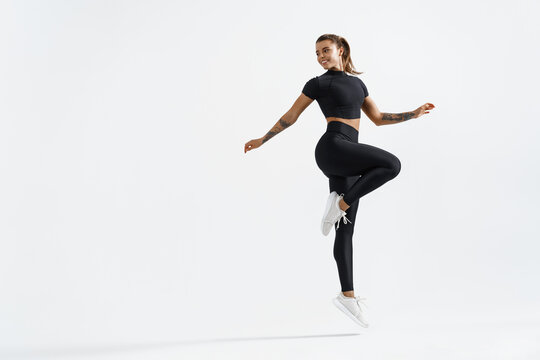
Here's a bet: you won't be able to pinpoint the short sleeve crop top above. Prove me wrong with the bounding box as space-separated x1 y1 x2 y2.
301 69 369 119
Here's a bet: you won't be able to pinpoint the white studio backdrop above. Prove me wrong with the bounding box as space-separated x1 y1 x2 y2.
1 0 539 357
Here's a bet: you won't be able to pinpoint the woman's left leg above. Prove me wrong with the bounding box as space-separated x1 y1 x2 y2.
329 174 361 293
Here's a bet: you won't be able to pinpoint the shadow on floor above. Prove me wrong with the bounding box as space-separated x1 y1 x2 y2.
2 332 364 358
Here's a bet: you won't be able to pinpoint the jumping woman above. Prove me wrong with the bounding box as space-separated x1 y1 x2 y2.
244 33 435 327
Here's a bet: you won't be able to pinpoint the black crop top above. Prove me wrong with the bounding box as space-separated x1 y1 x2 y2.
301 69 369 119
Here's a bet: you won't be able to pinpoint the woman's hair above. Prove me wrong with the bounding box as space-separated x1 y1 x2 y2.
316 34 363 75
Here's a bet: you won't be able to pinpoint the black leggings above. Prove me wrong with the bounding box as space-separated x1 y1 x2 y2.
315 121 401 292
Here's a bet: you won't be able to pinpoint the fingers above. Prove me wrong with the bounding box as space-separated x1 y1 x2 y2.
421 103 435 112
245 142 254 153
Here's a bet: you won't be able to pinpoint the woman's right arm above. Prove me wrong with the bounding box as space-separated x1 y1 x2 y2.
260 114 295 144
244 94 314 153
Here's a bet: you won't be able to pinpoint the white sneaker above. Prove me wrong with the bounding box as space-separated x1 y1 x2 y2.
321 191 352 236
332 292 369 327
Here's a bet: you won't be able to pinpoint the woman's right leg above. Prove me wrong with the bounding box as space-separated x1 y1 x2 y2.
329 175 360 293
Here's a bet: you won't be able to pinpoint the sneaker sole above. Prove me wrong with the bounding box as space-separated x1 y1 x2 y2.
321 192 338 236
332 297 369 328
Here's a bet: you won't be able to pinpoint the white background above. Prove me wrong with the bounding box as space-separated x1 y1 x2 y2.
1 0 539 359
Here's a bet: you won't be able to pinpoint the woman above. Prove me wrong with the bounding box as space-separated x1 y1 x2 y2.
244 34 435 327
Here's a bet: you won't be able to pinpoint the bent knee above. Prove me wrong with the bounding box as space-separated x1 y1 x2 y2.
386 157 401 178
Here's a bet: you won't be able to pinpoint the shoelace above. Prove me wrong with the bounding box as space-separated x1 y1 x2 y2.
355 296 368 309
336 212 352 230
335 193 353 230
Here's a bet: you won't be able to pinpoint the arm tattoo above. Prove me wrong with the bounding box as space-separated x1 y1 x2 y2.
261 118 293 144
381 111 416 124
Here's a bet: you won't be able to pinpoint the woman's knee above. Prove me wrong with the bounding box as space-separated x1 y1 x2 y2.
384 155 401 178
391 156 401 177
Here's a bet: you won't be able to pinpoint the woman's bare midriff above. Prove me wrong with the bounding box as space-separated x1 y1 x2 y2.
326 117 360 131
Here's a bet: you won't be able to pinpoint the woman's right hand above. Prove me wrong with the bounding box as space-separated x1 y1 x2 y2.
244 138 263 153
414 103 435 118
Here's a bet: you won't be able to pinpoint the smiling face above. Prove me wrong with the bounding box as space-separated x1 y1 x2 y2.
316 40 344 71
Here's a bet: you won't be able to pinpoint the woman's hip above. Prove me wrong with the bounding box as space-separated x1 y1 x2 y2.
315 134 401 174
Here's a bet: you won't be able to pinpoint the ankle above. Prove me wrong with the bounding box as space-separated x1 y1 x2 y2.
339 198 350 211
342 290 355 298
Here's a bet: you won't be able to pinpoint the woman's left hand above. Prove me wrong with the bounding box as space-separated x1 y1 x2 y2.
414 103 435 118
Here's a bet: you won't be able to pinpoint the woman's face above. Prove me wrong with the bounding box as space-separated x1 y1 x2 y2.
316 40 343 70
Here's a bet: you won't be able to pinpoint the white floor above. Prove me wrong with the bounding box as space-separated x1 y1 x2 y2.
4 305 539 360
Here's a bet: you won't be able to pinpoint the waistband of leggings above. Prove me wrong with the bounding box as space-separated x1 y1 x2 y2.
325 121 358 141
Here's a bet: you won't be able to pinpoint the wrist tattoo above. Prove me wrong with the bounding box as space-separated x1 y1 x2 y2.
381 111 416 122
262 118 292 144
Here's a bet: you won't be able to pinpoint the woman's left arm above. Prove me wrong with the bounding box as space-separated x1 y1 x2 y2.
362 97 435 126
